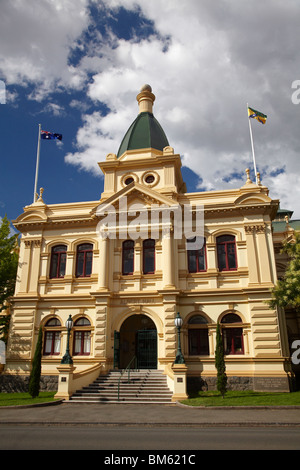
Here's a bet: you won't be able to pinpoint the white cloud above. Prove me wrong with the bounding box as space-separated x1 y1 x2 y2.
0 0 90 94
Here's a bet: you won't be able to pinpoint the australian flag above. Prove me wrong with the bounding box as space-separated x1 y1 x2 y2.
41 130 62 140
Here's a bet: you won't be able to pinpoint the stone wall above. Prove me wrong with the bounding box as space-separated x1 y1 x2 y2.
0 374 58 393
188 376 254 393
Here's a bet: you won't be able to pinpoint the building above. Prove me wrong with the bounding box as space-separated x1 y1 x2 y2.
3 85 297 398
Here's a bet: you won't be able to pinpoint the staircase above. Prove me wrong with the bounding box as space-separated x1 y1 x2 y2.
69 369 174 404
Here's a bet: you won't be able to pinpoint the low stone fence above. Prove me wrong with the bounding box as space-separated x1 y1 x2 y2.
0 374 58 393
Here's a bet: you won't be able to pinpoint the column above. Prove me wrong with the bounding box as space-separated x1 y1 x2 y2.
98 236 109 290
162 229 175 289
245 225 260 284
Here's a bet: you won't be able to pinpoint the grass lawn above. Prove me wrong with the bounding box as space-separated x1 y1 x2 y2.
180 390 300 407
0 391 58 407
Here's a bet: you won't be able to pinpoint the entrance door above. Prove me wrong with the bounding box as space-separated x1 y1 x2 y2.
136 329 157 369
118 314 157 369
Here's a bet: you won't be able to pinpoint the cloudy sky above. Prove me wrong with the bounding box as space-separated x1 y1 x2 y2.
1 0 300 225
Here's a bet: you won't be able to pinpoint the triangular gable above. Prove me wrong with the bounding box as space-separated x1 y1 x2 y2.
94 182 179 216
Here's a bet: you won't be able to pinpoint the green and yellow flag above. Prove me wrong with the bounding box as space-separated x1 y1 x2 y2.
248 106 267 124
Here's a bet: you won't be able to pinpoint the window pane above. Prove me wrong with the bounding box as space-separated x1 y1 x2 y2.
76 252 84 277
198 248 206 271
75 318 91 326
53 333 61 354
223 328 243 354
144 250 155 274
44 332 53 354
50 253 58 278
85 251 93 276
221 313 242 324
143 239 155 274
217 244 226 271
188 251 197 272
59 253 66 277
74 332 82 354
83 332 91 354
188 330 209 355
123 241 134 274
227 243 237 269
217 235 235 243
188 315 208 324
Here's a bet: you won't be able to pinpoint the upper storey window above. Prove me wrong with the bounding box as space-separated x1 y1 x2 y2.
76 243 93 277
187 238 207 273
143 239 155 274
50 245 67 279
217 235 237 271
122 240 134 275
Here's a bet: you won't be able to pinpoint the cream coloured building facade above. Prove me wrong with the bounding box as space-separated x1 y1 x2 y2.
4 85 295 398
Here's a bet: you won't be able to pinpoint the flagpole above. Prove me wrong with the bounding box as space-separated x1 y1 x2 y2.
33 123 41 203
247 103 258 184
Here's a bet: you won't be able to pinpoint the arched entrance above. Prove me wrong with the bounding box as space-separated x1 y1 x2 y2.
115 314 157 369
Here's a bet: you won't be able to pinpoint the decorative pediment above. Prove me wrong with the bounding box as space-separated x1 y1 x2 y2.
234 192 272 206
94 182 179 217
13 209 48 228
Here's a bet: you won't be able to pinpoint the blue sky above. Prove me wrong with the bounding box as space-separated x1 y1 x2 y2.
1 0 300 227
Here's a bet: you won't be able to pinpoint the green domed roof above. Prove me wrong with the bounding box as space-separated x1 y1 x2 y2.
116 85 169 158
117 111 169 158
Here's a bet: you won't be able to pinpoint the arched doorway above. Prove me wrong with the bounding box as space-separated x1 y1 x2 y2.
115 314 157 369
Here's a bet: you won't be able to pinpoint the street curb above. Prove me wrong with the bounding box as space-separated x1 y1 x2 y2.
0 399 64 410
175 401 300 410
0 421 299 428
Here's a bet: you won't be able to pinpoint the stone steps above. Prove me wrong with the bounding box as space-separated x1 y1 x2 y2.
69 369 173 404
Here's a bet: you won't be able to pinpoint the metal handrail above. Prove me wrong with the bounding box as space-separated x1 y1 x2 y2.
117 355 137 401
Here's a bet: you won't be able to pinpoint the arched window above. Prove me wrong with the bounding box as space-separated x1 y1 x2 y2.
73 317 91 356
122 240 134 275
50 245 67 279
76 243 93 277
43 318 61 355
217 235 237 271
187 237 207 272
188 315 209 355
221 313 244 355
143 239 155 274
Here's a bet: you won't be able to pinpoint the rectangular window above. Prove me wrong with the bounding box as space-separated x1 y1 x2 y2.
74 331 91 355
223 328 244 354
50 245 67 279
76 244 93 277
143 239 155 274
122 241 134 275
187 238 206 273
217 236 237 271
188 329 209 355
44 332 60 355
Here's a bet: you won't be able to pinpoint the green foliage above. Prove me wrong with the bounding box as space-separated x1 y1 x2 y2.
269 233 300 311
0 216 19 343
0 216 19 309
28 327 43 398
215 322 227 398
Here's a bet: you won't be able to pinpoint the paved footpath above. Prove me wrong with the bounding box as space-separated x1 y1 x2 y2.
0 402 300 427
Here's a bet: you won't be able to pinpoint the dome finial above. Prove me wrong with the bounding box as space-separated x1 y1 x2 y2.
140 84 152 93
137 84 155 114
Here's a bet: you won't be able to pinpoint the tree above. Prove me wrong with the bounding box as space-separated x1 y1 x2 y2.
269 233 300 312
28 327 43 398
215 322 227 398
0 216 19 344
